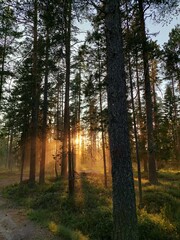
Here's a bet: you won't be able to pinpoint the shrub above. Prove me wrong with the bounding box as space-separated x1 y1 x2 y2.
142 191 178 216
31 192 60 210
138 210 178 240
49 222 89 240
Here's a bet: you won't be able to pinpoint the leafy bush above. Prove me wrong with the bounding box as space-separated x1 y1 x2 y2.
49 222 89 240
166 187 180 199
138 210 178 240
28 209 52 226
158 170 180 181
32 192 60 210
142 191 178 215
2 183 37 206
83 206 113 240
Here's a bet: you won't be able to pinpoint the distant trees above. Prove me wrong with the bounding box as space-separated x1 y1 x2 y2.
0 0 21 105
163 25 180 163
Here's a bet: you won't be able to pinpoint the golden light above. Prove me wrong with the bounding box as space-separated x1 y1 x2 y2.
75 135 81 146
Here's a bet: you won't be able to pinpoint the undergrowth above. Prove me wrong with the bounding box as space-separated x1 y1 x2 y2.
2 170 180 240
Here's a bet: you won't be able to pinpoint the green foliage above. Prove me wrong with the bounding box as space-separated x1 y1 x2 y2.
138 210 178 240
158 170 180 181
2 181 44 207
32 192 61 210
28 209 52 226
142 191 178 214
163 24 180 79
49 223 89 240
3 183 31 205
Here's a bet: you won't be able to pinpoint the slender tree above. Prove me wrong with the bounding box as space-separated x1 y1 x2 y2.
39 0 50 184
138 0 158 184
29 0 38 184
60 0 75 194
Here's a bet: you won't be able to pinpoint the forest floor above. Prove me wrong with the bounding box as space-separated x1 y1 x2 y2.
0 170 60 240
0 168 180 240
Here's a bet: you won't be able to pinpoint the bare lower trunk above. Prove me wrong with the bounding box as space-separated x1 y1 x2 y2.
20 131 27 183
105 1 138 239
8 130 13 171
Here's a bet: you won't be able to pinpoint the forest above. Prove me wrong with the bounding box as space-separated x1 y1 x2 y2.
0 0 179 240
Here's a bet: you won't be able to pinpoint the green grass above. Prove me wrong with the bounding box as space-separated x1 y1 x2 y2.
2 170 180 240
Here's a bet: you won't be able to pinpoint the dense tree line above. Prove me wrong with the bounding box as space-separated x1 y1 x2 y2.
0 0 179 239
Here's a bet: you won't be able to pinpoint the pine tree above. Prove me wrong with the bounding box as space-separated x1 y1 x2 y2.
104 0 138 239
0 0 22 105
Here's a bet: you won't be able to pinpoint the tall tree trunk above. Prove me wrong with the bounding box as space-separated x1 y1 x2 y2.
151 60 157 130
76 71 81 172
151 60 159 169
138 0 157 184
126 2 142 205
105 1 138 239
128 56 142 206
90 105 97 166
61 0 70 177
29 0 38 184
61 0 74 194
67 0 74 194
39 4 50 184
55 78 61 178
135 52 148 173
100 102 107 188
0 31 7 104
97 42 107 187
55 76 64 178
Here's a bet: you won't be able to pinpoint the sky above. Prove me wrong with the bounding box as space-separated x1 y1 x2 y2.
147 16 180 47
77 13 180 48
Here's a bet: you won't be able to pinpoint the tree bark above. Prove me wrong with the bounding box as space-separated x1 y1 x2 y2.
39 2 50 184
29 0 38 184
135 52 148 173
0 30 7 104
20 128 28 183
125 2 142 206
97 42 107 187
104 1 138 239
61 0 70 177
138 0 157 184
61 0 74 194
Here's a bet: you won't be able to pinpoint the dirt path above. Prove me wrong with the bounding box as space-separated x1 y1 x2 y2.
0 171 60 240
